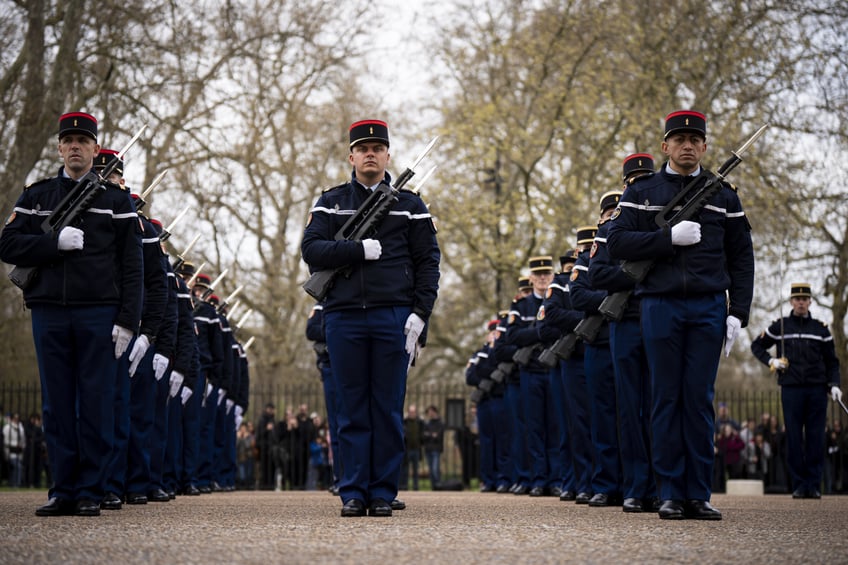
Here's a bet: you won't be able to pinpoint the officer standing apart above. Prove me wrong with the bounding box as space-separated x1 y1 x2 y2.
750 283 842 499
301 120 440 517
0 112 143 516
607 110 755 520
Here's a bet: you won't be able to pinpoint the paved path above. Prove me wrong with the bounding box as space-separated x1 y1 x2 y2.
1 491 847 564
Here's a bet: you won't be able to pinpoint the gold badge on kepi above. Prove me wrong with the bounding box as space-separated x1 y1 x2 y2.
4 212 15 225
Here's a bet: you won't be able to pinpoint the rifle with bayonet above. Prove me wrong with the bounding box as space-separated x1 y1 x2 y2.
192 268 227 313
596 124 769 322
171 234 200 272
301 136 439 301
217 285 243 315
8 125 148 290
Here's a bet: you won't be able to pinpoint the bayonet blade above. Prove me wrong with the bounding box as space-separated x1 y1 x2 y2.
141 169 169 200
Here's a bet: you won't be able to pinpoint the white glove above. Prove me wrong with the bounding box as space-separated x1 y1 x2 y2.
112 325 134 359
362 238 382 260
404 313 426 355
180 387 193 405
832 386 843 403
235 405 244 419
235 413 243 431
226 399 234 414
724 315 742 357
57 226 84 251
670 220 701 246
769 357 788 371
169 370 184 398
205 382 214 400
153 353 170 381
218 388 227 406
128 334 151 377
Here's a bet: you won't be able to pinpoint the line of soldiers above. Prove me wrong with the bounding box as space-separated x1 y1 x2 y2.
466 110 748 520
0 112 252 517
466 153 651 510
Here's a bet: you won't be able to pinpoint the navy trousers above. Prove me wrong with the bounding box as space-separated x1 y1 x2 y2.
148 362 170 492
197 379 218 488
324 306 410 505
31 304 119 503
641 293 724 502
561 355 593 495
321 364 341 488
126 345 157 495
477 396 510 488
781 384 827 494
550 365 575 493
105 351 131 497
180 372 204 490
584 344 622 497
505 380 530 487
520 369 560 489
163 387 183 493
610 317 655 500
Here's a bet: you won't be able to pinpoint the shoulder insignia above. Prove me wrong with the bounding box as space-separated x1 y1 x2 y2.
536 305 545 321
759 331 765 338
570 270 579 281
322 182 347 193
721 180 737 192
4 212 16 225
24 178 51 190
610 206 621 221
589 242 598 257
305 212 312 227
627 171 654 185
545 287 553 299
508 314 517 325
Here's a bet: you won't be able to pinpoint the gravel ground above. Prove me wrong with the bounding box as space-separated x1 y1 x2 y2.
1 490 847 564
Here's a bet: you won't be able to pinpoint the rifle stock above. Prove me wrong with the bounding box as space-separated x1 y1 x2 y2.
489 362 513 383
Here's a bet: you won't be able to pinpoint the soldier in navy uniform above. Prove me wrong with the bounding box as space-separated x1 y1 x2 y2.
154 227 194 499
539 252 580 501
174 261 203 496
192 272 225 493
0 112 143 516
209 293 235 492
504 256 561 497
572 197 625 508
560 228 598 503
750 283 842 499
144 217 179 502
301 119 440 517
123 192 169 505
588 153 658 513
607 110 755 520
466 319 510 493
93 154 168 508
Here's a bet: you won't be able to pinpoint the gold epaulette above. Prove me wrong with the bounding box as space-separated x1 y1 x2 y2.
322 183 347 193
24 178 51 190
